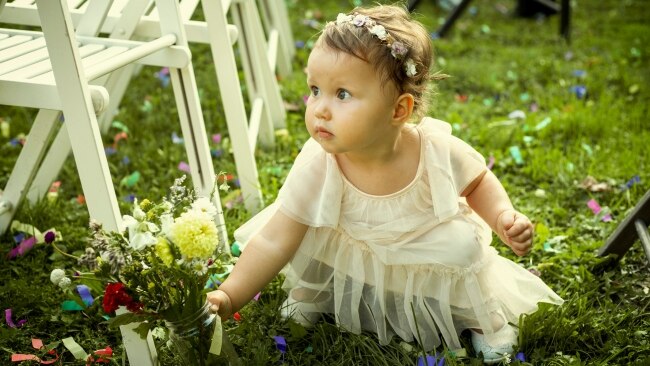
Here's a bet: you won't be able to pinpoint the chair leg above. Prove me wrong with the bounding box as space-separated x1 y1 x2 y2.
37 0 122 232
168 66 229 246
234 0 286 129
202 0 265 214
156 0 229 246
0 109 60 234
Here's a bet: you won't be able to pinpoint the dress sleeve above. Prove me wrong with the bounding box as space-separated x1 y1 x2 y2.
419 117 486 195
446 134 487 194
275 138 343 228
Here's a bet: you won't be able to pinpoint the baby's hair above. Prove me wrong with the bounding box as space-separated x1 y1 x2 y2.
316 4 445 120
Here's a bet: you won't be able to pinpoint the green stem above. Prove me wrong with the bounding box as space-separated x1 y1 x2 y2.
51 242 81 261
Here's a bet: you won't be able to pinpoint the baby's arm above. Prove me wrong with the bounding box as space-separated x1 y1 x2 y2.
463 170 533 256
207 211 308 319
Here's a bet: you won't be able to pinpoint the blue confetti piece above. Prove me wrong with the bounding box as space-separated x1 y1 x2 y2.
77 285 94 306
570 85 587 99
295 40 305 49
623 175 641 190
123 194 136 203
9 138 20 146
273 336 287 353
515 352 526 362
417 354 445 366
104 147 117 156
211 149 223 158
430 32 440 40
204 274 222 289
122 156 130 165
13 233 25 244
572 70 586 78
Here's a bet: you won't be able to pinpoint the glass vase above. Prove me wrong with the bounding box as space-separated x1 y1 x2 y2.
165 302 216 366
165 302 243 365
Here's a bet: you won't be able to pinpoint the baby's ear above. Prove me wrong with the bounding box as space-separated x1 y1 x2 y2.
392 93 414 124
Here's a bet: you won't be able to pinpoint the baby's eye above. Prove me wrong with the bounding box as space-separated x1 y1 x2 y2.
310 86 320 97
337 89 351 100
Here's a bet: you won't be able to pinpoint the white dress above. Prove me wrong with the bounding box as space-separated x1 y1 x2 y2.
235 117 563 351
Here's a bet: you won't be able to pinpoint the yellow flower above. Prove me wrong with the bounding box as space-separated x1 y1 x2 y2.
139 199 151 209
155 237 174 266
169 210 219 260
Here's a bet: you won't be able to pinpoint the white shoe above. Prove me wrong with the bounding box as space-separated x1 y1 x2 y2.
280 297 321 327
471 325 518 364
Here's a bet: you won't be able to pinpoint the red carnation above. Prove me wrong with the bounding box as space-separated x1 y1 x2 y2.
103 282 135 314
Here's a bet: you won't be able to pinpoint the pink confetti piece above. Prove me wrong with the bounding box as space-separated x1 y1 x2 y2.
253 292 261 301
11 338 59 364
212 134 222 144
178 161 191 173
587 199 613 222
587 198 601 214
7 236 36 259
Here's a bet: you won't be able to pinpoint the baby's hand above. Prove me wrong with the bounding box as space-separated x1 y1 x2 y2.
206 289 233 320
496 209 533 256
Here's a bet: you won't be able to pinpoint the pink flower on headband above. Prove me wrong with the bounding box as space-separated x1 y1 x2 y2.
353 14 370 27
390 41 408 58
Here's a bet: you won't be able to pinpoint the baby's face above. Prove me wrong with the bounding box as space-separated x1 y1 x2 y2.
304 46 400 155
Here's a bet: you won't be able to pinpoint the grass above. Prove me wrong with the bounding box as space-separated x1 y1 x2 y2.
1 0 649 364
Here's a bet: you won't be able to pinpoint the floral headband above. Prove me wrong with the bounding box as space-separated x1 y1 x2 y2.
335 13 417 77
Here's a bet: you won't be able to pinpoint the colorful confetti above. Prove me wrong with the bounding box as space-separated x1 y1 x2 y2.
535 117 551 130
5 309 26 328
11 338 59 364
178 161 191 173
273 336 287 354
587 198 612 222
417 353 445 366
622 175 640 190
509 146 524 165
172 132 184 144
120 171 141 187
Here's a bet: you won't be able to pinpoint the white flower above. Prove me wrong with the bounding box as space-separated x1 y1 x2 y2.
189 259 209 276
50 269 66 285
58 277 72 289
405 58 417 77
122 214 159 250
336 13 353 25
160 200 173 214
159 213 174 235
504 352 512 364
191 197 218 217
369 25 388 40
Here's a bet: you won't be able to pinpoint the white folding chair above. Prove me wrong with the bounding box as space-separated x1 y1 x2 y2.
255 0 295 79
0 0 226 245
0 0 291 214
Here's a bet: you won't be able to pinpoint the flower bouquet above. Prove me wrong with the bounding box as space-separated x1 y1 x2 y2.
50 176 238 365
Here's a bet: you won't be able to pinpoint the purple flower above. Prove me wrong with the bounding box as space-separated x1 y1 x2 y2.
44 231 56 244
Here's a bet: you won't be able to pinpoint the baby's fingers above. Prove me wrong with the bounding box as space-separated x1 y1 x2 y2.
505 217 531 237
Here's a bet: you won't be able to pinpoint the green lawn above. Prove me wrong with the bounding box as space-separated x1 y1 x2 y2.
1 0 649 364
